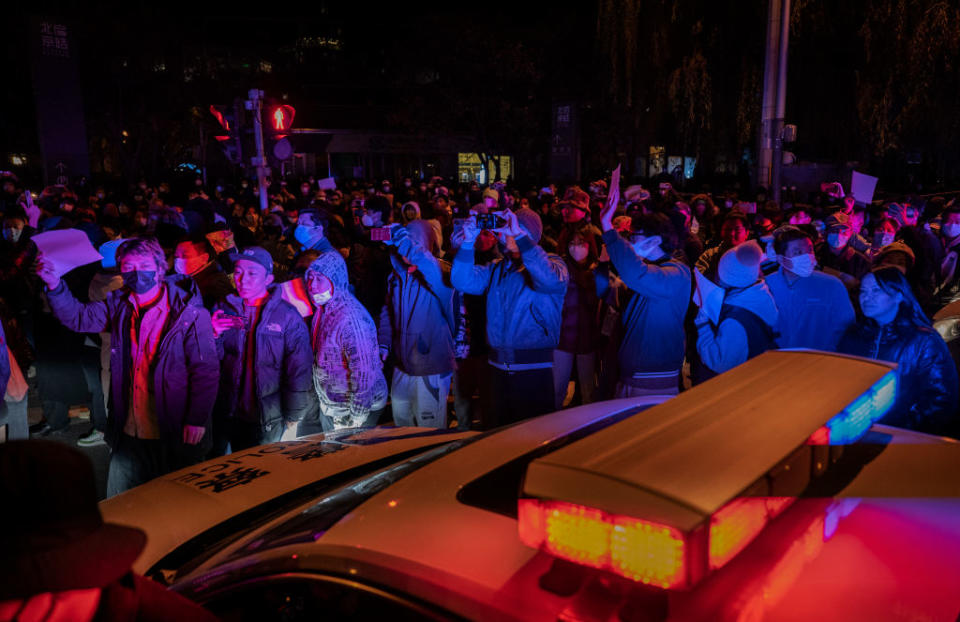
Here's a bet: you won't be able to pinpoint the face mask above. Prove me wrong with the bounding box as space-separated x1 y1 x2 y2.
569 244 589 262
781 253 815 278
404 181 412 188
881 233 895 247
632 237 659 259
944 224 960 239
241 182 249 189
121 270 157 294
311 290 332 306
61 203 74 213
361 213 375 227
827 232 850 249
3 227 22 243
294 224 317 246
96 192 105 200
689 217 700 235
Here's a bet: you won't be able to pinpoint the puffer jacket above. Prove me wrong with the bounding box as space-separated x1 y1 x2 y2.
839 319 959 436
46 275 219 450
307 251 388 429
378 227 456 376
599 230 692 379
213 287 315 435
452 236 568 355
695 279 779 376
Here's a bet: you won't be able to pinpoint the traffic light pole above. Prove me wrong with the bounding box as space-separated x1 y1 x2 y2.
247 89 269 215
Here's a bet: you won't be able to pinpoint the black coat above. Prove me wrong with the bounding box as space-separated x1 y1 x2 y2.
839 318 959 436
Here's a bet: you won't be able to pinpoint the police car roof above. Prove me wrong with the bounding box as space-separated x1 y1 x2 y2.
522 351 896 531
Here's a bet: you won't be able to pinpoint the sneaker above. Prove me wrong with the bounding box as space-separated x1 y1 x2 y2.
77 429 106 447
29 422 53 437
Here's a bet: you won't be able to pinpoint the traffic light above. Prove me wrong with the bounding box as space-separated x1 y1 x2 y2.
209 102 243 165
266 104 295 138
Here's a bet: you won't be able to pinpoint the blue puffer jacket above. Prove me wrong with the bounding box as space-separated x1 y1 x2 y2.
213 287 315 435
599 230 691 380
452 236 568 355
839 318 959 437
46 275 220 450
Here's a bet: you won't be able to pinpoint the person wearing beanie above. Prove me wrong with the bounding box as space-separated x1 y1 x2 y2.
208 246 315 454
452 206 569 425
766 226 854 351
378 221 457 428
693 240 779 381
304 250 388 431
597 203 692 397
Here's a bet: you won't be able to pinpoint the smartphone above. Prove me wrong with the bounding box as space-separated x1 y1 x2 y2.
370 226 394 242
476 214 506 230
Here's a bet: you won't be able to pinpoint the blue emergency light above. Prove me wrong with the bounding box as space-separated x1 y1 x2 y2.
825 371 897 444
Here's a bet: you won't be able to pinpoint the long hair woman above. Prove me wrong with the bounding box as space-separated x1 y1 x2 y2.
838 267 959 437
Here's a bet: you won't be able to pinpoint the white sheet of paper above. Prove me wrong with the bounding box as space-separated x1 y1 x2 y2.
317 177 337 191
851 171 878 205
693 269 724 325
609 164 621 204
33 229 103 277
280 278 314 318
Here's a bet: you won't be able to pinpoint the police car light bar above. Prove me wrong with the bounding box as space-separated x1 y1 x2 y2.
518 351 897 591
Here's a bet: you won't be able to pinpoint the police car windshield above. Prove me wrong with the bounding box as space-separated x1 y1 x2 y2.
231 437 476 558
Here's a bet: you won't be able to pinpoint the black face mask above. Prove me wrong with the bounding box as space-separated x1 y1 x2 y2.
121 270 157 294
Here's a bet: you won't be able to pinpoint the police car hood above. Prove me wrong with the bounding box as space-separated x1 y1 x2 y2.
100 427 475 574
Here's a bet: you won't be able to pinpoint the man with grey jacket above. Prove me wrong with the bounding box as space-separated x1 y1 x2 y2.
379 220 456 428
452 207 568 426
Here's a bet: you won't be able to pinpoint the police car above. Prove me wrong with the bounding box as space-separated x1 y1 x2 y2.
100 351 960 621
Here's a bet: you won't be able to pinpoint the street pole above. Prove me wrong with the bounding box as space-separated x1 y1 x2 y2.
247 88 269 215
770 0 791 203
757 0 783 193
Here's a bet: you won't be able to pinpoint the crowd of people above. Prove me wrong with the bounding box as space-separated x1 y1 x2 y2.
0 171 958 497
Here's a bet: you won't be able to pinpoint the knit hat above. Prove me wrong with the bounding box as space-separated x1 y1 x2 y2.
482 188 499 202
558 187 590 213
718 240 764 288
516 207 543 244
874 240 915 273
824 211 852 232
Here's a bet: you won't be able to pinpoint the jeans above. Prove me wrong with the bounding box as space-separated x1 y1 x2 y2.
210 418 284 456
0 397 29 440
80 346 108 432
552 350 597 409
390 369 452 428
486 364 555 428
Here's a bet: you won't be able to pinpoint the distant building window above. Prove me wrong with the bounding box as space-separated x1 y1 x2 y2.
152 61 167 73
259 61 273 73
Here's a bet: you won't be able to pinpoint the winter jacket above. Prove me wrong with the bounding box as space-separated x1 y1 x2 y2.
378 231 456 376
307 251 388 428
817 244 871 289
557 257 601 354
599 230 691 381
839 318 959 436
696 280 779 375
451 235 568 356
212 287 315 435
46 275 219 450
766 268 855 351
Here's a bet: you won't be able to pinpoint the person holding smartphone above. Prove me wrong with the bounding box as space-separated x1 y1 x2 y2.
451 207 568 425
209 247 314 454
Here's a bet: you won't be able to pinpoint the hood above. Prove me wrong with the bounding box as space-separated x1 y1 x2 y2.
163 273 204 311
405 219 441 257
305 250 350 294
724 280 779 327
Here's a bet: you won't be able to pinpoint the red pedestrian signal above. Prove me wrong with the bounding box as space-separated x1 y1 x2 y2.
268 105 295 136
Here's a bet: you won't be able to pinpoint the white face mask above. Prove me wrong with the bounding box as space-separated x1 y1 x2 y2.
944 224 960 240
311 290 332 306
689 217 700 235
361 213 374 227
568 244 589 262
174 258 189 275
781 253 816 278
